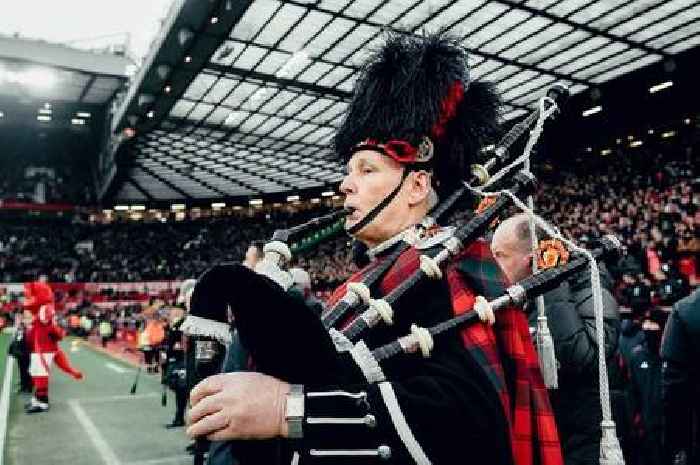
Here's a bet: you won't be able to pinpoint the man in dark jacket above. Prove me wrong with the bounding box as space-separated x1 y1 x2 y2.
163 306 188 428
626 307 667 465
9 316 33 393
619 314 644 365
661 288 700 465
492 213 622 465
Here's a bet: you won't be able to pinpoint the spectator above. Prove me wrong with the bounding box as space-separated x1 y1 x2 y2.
491 213 622 465
661 288 700 465
626 307 669 465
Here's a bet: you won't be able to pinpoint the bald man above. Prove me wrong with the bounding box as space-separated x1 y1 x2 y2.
491 213 625 465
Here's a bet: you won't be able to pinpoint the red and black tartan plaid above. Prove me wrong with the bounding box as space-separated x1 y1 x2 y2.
326 241 563 465
326 246 422 308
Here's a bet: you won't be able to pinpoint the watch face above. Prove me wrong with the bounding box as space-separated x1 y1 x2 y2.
195 340 217 361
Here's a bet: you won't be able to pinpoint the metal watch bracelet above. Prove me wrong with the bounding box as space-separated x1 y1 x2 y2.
285 384 304 439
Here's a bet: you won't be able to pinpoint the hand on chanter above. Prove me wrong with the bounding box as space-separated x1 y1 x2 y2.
186 372 291 441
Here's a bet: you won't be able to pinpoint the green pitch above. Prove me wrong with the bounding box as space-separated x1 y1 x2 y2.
3 338 192 465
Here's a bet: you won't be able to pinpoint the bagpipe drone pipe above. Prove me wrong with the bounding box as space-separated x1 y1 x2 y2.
370 234 621 362
184 223 621 391
321 170 537 331
184 169 537 387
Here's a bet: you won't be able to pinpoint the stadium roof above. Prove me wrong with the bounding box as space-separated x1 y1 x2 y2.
108 0 700 204
0 35 129 106
0 35 131 140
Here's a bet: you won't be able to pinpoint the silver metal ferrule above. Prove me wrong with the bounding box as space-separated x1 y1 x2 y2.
309 446 391 460
306 414 376 428
307 390 367 401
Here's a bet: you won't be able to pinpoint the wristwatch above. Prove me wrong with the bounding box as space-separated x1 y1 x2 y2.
285 384 305 439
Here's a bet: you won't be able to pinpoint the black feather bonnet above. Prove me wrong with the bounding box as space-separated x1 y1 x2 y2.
334 30 501 196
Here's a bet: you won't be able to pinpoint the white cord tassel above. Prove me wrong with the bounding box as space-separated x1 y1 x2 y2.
536 315 559 389
600 420 625 465
586 250 625 465
525 147 558 390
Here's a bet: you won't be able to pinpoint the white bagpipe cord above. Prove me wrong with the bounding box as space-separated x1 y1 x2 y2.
524 155 559 390
466 95 625 465
491 95 561 389
478 96 558 188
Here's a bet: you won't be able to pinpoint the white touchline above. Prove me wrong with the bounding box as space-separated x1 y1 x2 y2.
106 362 128 374
124 455 192 465
69 400 121 465
0 360 14 465
75 393 160 404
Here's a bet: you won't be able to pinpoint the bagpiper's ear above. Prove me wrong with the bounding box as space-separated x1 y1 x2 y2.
522 251 535 271
406 170 432 208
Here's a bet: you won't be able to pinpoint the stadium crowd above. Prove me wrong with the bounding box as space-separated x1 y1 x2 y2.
0 147 697 296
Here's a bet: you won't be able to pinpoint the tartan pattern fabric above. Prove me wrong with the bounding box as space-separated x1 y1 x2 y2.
325 246 421 309
447 239 563 465
327 239 563 465
325 258 382 308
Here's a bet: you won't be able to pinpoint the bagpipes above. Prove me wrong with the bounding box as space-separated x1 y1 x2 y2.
184 231 622 385
181 82 570 362
182 81 632 462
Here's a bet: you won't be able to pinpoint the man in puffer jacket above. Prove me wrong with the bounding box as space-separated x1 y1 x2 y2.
661 288 700 465
491 214 623 465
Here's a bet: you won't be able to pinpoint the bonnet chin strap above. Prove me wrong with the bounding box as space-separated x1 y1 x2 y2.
346 168 411 235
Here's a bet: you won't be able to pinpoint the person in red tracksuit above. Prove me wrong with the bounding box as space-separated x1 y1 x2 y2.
23 281 83 414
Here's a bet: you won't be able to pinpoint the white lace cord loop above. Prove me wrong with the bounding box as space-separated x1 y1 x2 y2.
419 254 442 279
524 128 558 390
347 282 371 304
480 96 557 190
473 295 495 325
369 299 394 325
410 324 434 358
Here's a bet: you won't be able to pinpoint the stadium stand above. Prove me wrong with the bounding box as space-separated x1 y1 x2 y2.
1 143 696 293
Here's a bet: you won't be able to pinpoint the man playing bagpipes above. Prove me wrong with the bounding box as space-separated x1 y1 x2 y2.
183 31 563 465
23 281 83 413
